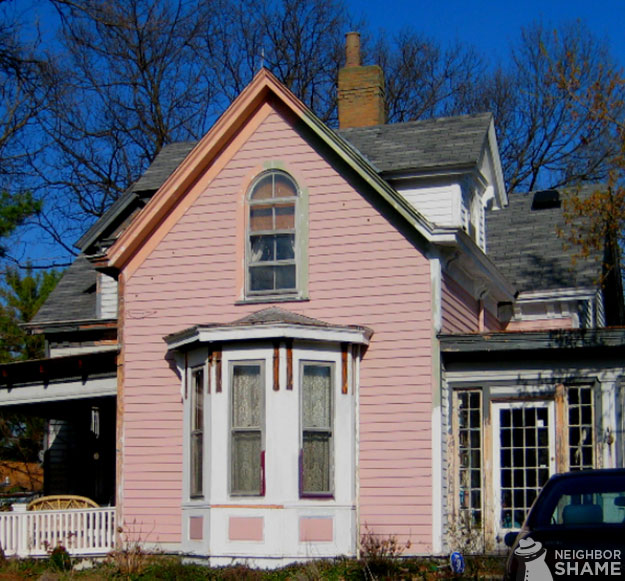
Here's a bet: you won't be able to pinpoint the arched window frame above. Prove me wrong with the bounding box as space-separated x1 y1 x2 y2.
245 169 307 299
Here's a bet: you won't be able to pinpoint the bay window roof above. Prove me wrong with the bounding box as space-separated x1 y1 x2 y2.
164 307 373 351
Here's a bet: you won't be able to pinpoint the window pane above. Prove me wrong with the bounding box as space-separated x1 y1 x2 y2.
276 234 295 260
275 204 295 229
250 206 273 231
232 364 262 428
274 174 297 198
250 266 274 291
303 365 331 428
251 175 273 199
275 265 296 289
232 431 261 494
250 235 274 262
303 432 331 494
191 434 203 496
192 369 203 431
190 368 203 497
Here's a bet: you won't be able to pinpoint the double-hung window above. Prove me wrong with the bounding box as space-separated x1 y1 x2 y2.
247 171 298 295
190 367 204 497
300 362 333 497
230 361 265 495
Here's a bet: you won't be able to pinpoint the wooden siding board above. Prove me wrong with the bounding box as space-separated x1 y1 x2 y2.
121 106 434 548
441 273 478 333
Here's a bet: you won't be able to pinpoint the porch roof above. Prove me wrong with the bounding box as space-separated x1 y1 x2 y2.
0 349 118 406
439 327 625 356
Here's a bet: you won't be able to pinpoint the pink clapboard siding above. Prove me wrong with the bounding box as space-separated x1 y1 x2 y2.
441 273 478 333
121 103 433 549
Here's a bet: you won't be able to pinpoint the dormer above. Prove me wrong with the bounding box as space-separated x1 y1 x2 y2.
339 113 506 253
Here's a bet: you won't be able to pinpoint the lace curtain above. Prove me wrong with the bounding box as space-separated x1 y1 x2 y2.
302 364 332 494
231 364 263 494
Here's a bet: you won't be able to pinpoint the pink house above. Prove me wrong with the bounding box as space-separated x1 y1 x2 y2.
1 34 624 562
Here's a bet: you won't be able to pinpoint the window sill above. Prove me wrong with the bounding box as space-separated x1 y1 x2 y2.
236 295 309 306
300 493 334 501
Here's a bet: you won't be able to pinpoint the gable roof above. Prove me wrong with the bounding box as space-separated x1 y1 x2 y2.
103 68 448 277
89 114 497 236
486 186 602 293
338 113 493 174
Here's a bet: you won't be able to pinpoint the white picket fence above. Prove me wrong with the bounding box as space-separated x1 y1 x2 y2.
0 507 116 557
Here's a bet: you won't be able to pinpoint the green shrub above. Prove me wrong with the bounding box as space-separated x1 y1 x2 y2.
48 544 71 572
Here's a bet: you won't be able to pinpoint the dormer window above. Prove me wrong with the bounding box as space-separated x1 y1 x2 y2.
247 171 299 296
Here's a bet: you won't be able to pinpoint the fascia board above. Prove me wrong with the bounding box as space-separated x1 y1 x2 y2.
486 120 507 207
165 323 372 351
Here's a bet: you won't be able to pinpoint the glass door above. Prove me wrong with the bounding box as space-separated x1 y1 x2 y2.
492 401 555 542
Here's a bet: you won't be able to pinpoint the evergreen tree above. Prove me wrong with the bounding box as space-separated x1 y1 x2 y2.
0 266 61 362
0 267 61 465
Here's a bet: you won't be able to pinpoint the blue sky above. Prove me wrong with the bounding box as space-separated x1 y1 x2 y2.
346 0 625 66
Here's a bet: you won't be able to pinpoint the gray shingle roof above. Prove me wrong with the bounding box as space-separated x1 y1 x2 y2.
31 254 97 323
486 186 602 293
132 142 196 193
337 113 493 174
76 142 198 252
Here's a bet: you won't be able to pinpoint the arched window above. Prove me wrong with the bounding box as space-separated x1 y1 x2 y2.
247 171 300 295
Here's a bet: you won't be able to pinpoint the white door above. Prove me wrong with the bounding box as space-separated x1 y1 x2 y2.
492 401 556 543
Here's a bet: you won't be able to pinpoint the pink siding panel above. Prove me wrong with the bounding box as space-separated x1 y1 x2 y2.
189 517 203 541
121 104 434 549
229 517 264 542
441 273 478 333
299 518 333 542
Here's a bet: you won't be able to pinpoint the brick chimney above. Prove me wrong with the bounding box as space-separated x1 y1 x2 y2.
338 32 385 129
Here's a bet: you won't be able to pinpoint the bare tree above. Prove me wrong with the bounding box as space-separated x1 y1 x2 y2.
370 29 485 123
466 22 622 192
5 2 623 266
198 0 353 125
30 0 215 250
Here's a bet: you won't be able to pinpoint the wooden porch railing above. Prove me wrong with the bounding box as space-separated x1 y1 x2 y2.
0 507 115 558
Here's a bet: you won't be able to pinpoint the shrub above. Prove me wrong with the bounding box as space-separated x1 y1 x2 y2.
48 544 71 572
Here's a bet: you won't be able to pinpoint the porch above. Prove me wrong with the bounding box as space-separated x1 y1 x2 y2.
0 506 116 557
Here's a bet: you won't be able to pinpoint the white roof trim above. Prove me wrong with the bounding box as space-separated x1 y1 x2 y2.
517 287 598 303
166 323 372 351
